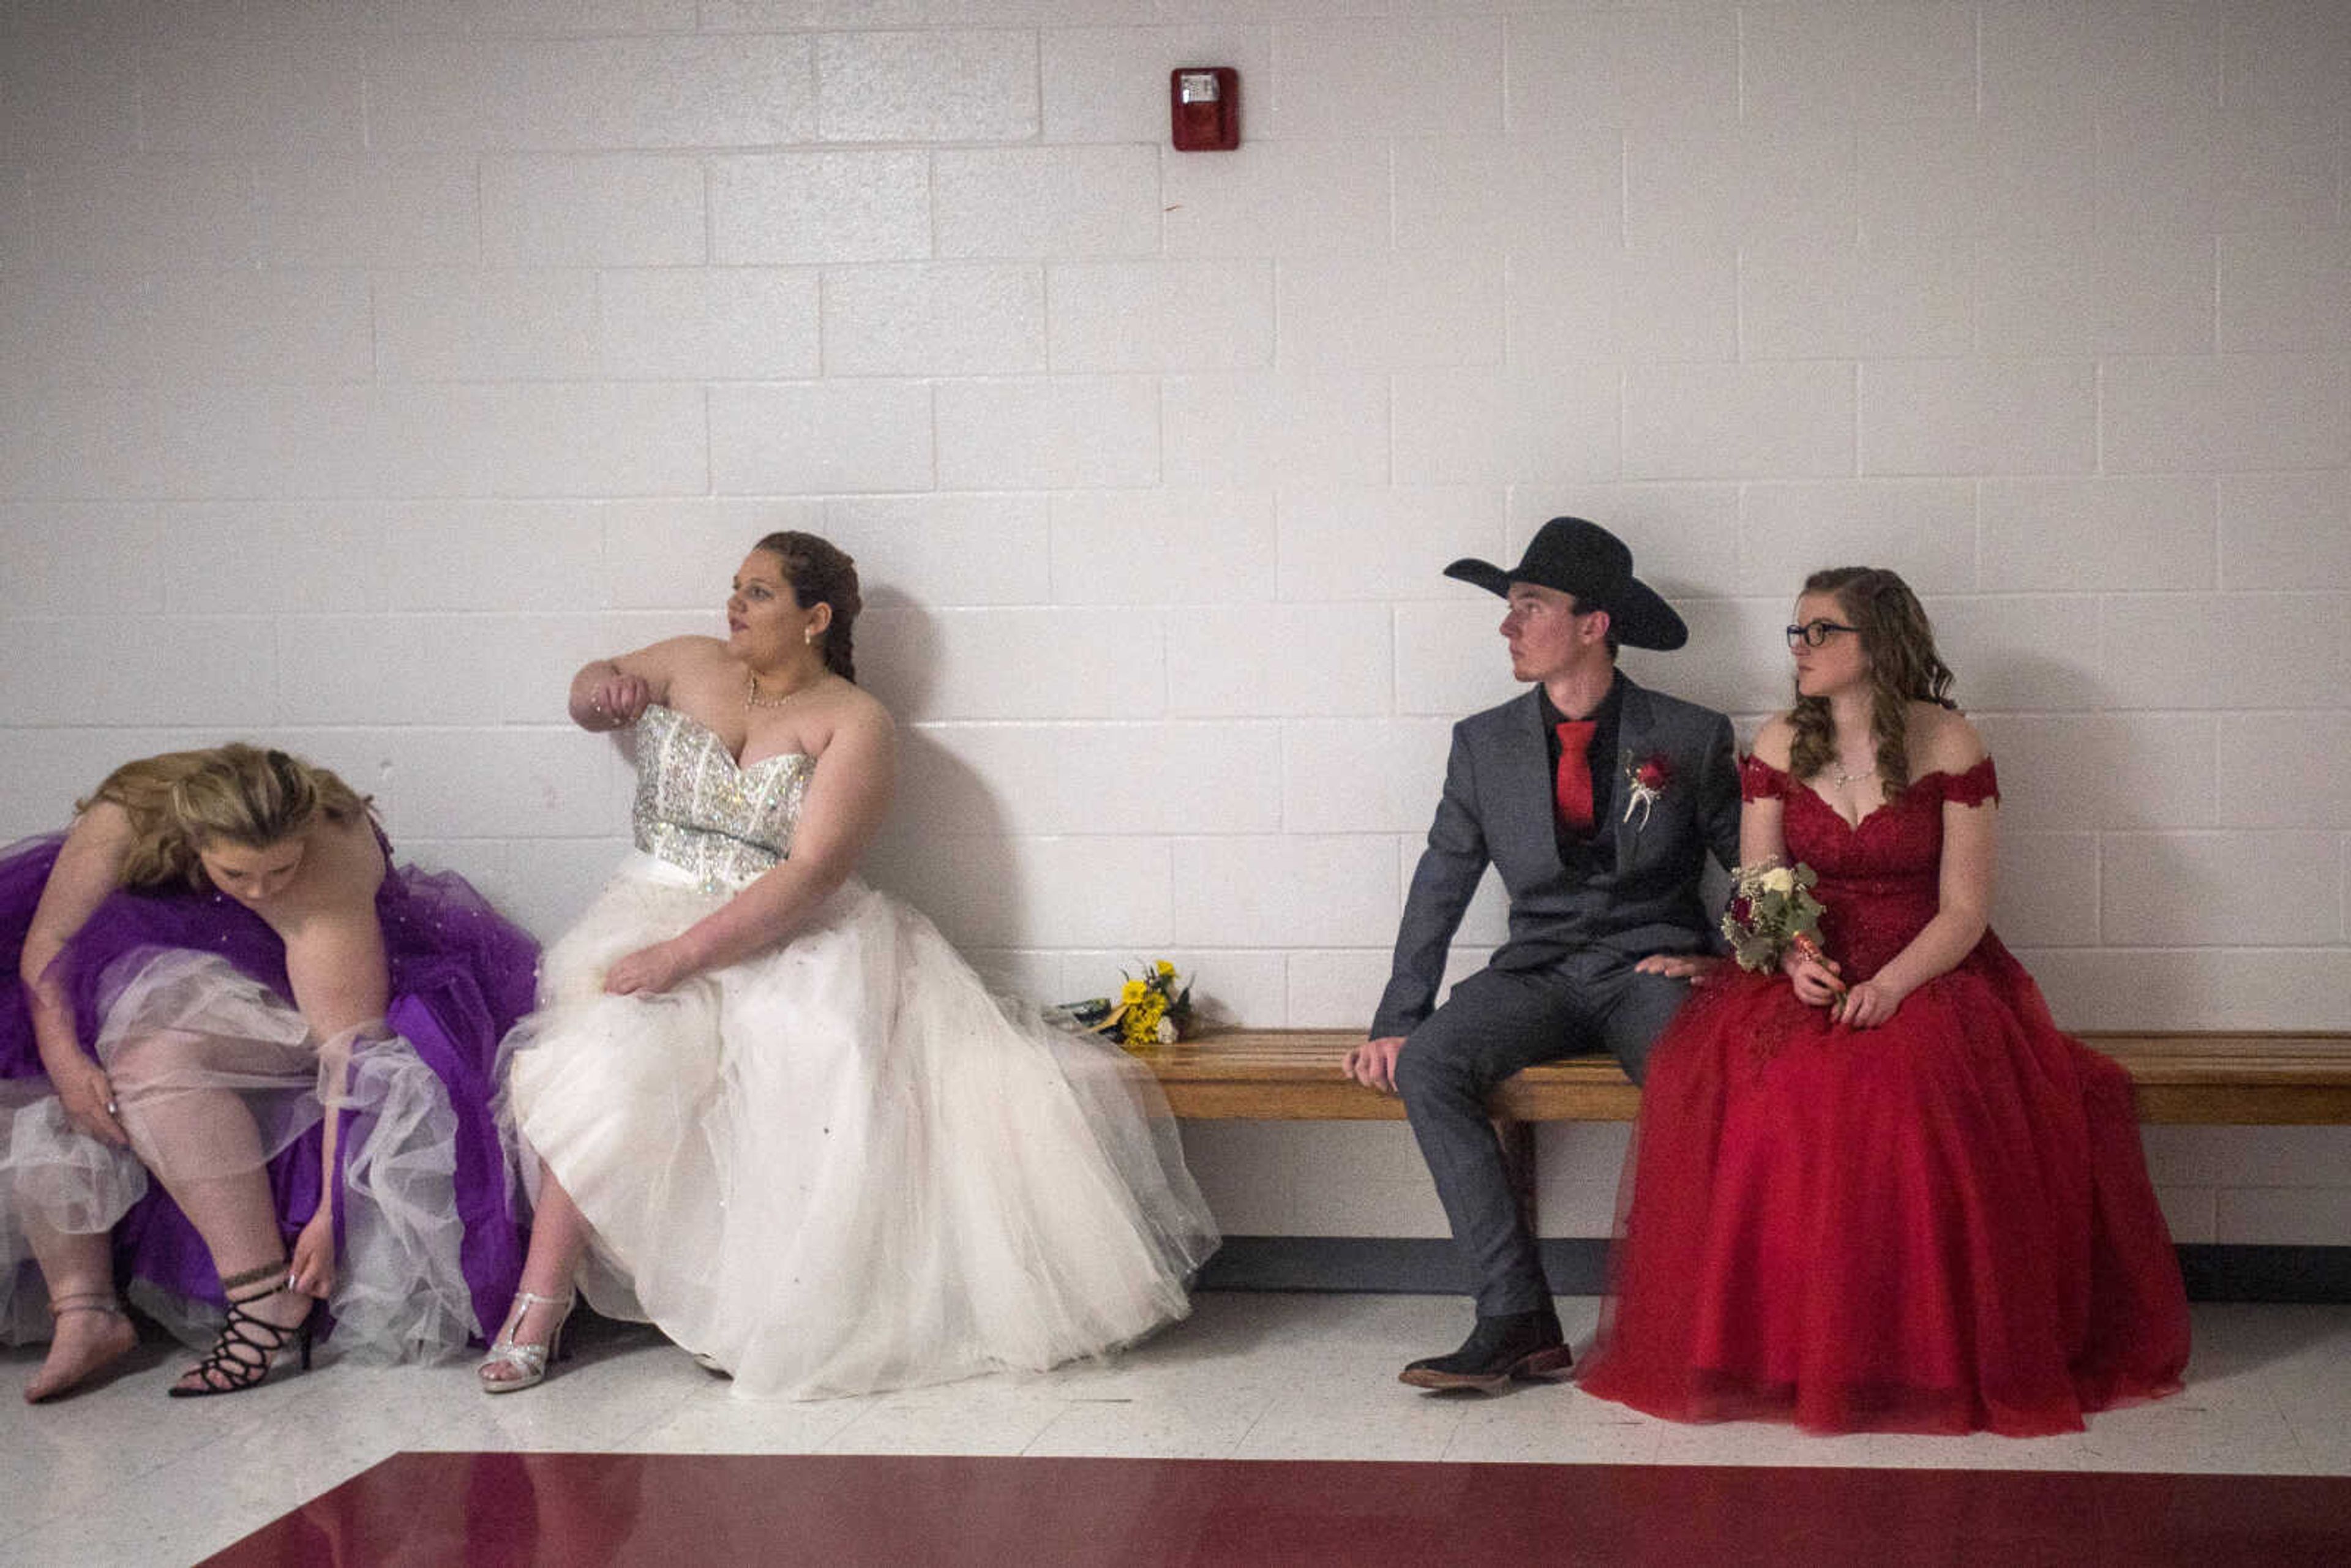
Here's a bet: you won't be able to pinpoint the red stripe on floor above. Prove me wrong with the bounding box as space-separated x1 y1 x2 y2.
202 1452 2351 1567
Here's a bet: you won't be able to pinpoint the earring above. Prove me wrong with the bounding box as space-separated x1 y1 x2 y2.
804 628 816 645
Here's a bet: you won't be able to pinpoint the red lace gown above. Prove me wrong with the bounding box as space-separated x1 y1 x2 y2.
1575 756 2189 1436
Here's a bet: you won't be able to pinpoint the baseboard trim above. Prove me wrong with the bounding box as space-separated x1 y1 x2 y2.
1196 1238 1604 1296
1197 1237 2351 1305
2175 1244 2351 1304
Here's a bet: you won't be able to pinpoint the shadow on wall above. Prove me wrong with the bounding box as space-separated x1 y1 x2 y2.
1970 651 2216 1032
1618 592 1788 725
855 596 939 717
853 597 1025 956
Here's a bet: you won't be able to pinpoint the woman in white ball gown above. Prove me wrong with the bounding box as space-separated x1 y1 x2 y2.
484 531 1217 1399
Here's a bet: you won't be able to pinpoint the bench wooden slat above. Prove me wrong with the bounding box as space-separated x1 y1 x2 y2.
1127 1030 2351 1125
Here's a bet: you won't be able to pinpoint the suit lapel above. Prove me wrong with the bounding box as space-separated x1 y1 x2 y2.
1610 676 1653 872
1498 688 1563 876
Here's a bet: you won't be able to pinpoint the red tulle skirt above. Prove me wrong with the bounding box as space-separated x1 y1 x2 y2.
1576 947 2189 1436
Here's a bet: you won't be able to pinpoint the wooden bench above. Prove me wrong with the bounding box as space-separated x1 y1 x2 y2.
1131 1030 2351 1297
1129 1030 2351 1125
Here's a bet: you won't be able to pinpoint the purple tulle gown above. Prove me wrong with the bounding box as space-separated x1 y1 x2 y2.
0 828 537 1359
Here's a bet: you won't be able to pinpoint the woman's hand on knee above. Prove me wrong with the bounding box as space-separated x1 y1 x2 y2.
602 939 696 997
53 1056 130 1149
1343 1036 1407 1095
1829 977 1902 1030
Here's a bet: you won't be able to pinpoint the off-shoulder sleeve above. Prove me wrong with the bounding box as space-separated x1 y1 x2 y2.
1738 754 1788 803
1941 754 2000 809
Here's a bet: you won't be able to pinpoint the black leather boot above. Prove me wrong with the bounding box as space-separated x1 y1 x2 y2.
1399 1307 1573 1392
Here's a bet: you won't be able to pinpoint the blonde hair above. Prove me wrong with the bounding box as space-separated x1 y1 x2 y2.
87 745 370 890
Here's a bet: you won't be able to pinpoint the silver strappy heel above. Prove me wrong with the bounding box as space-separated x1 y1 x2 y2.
477 1288 576 1394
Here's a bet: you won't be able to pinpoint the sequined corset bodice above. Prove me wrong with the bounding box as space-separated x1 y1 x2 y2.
632 705 815 891
1741 754 2001 981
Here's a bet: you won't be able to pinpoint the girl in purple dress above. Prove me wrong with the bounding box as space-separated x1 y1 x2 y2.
2 745 536 1399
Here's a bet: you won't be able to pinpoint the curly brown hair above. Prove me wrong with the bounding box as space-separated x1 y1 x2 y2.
754 530 861 683
1786 567 1957 797
86 745 370 890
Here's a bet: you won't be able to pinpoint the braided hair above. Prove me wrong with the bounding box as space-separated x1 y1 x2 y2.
753 530 861 683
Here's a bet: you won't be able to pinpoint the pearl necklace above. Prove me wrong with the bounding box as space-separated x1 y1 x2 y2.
1832 756 1876 787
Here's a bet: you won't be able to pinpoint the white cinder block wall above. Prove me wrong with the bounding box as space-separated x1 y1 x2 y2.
1 1 2345 1250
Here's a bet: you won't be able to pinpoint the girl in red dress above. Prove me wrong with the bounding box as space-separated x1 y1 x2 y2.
1576 568 2189 1436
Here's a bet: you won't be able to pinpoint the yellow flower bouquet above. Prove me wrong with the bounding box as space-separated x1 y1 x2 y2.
1051 959 1197 1049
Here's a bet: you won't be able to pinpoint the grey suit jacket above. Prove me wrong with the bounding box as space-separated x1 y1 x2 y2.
1371 675 1741 1040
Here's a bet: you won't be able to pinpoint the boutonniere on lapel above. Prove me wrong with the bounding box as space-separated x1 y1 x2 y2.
1621 751 1672 831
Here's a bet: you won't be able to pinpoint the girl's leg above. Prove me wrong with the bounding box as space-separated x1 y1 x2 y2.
517 1166 594 1299
479 1166 591 1387
20 1222 135 1403
114 1072 311 1390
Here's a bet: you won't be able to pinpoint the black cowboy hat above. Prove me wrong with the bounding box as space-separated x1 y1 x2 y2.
1442 516 1688 651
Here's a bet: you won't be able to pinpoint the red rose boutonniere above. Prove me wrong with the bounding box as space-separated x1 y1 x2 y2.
1621 751 1672 830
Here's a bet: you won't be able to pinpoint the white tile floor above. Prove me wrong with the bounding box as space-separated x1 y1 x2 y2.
6 1292 2349 1568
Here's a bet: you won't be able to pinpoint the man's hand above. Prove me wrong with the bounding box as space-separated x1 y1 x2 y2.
1634 952 1723 983
1343 1036 1407 1095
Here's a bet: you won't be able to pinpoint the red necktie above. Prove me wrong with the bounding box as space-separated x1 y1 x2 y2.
1554 719 1597 835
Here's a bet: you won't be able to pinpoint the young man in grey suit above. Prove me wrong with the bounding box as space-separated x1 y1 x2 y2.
1344 516 1741 1390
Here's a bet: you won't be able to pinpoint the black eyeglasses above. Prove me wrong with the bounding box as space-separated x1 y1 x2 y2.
1785 619 1859 649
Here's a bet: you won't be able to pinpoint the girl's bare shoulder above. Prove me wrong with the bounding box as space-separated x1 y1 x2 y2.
1908 703 1985 775
1749 713 1799 770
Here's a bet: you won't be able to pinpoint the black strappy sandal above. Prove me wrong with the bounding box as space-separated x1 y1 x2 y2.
169 1261 316 1398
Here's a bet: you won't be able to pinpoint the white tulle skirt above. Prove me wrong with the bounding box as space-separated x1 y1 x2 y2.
499 855 1219 1400
0 950 481 1360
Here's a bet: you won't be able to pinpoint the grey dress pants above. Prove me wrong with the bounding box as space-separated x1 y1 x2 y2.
1393 952 1693 1318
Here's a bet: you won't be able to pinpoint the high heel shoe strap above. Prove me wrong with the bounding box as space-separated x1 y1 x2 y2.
219 1258 291 1294
171 1291 315 1397
480 1289 576 1383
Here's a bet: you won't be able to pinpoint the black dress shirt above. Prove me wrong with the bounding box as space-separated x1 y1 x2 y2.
1537 673 1624 868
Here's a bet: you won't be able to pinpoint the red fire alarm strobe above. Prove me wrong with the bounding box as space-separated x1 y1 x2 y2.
1171 67 1239 151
